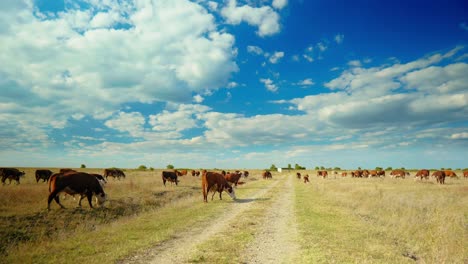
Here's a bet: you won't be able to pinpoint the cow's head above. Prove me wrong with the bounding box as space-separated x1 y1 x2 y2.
96 192 107 206
225 185 236 200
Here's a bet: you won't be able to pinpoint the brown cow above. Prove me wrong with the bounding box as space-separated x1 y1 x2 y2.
390 169 406 179
341 172 347 177
317 170 328 178
60 168 77 174
103 168 125 180
35 169 53 183
303 174 310 183
444 170 458 178
262 171 272 179
202 170 236 202
243 171 249 178
464 171 468 179
296 172 301 179
47 172 107 210
225 171 243 187
1 168 25 185
432 171 446 184
415 169 430 180
176 170 188 176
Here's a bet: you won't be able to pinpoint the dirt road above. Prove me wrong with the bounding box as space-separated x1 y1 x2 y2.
122 174 299 263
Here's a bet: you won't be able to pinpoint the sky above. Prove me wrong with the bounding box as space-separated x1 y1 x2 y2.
0 0 467 170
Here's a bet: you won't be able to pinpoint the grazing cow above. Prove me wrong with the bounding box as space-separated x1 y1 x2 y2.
202 170 236 202
262 171 272 179
162 171 179 186
225 171 243 187
1 168 25 185
191 170 196 176
47 172 107 210
362 170 370 178
296 172 301 179
176 170 188 176
390 170 406 179
243 171 249 178
464 171 468 179
103 168 125 180
35 169 53 183
341 172 347 177
415 169 430 180
65 174 107 206
303 174 310 183
317 170 328 178
432 171 446 184
369 170 379 177
444 170 458 178
60 168 77 174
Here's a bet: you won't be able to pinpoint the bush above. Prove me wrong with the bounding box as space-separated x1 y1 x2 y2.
166 164 174 169
270 164 277 171
137 165 147 170
80 164 86 168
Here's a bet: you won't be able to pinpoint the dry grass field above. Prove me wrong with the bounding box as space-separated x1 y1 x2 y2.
0 168 466 263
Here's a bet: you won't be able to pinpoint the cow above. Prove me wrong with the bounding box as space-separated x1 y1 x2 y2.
362 170 370 178
162 171 179 186
35 169 53 183
432 171 446 184
303 174 310 183
47 172 107 210
202 170 236 202
415 169 430 180
444 170 458 179
341 172 347 177
191 170 196 176
243 171 249 178
225 171 243 187
464 171 468 179
262 171 272 179
390 169 406 179
103 168 125 180
60 168 77 174
317 170 328 178
63 174 107 206
176 170 188 177
1 168 25 185
296 172 301 179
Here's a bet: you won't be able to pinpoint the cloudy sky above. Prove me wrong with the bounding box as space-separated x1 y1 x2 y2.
0 0 467 169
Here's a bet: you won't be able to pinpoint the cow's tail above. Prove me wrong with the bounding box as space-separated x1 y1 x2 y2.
202 173 207 202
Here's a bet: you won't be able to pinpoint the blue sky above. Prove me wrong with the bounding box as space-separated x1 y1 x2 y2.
0 0 467 169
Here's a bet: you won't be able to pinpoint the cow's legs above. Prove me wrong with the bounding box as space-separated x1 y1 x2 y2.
86 192 94 208
48 191 66 210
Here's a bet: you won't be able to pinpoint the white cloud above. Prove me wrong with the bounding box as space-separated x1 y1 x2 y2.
334 34 344 44
221 0 281 37
193 94 204 103
348 60 362 67
105 111 146 136
149 104 210 132
272 0 288 10
269 51 284 64
295 78 315 87
450 132 468 139
260 78 278 92
303 54 314 62
247 45 264 55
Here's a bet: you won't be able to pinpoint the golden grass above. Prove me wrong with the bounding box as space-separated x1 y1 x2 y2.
294 173 467 263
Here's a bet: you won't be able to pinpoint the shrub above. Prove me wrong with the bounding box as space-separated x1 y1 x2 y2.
80 164 86 168
137 165 147 170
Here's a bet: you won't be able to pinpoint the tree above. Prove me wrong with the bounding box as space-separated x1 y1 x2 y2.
167 164 174 169
288 164 292 169
270 164 277 171
80 164 86 168
385 167 392 171
295 164 306 170
320 166 325 170
137 165 147 170
315 166 319 170
375 167 383 171
333 167 341 171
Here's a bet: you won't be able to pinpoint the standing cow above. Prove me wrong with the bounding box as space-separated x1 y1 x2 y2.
1 168 25 185
415 169 430 180
262 171 272 179
202 171 236 202
162 171 179 186
35 169 53 183
432 171 446 184
303 174 310 183
47 172 107 210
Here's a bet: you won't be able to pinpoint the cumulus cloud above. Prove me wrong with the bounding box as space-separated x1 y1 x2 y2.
295 78 315 87
269 51 285 64
221 0 281 37
247 45 264 55
272 0 288 10
260 78 278 92
334 34 344 44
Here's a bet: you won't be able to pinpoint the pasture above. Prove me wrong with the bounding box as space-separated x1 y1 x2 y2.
0 168 466 263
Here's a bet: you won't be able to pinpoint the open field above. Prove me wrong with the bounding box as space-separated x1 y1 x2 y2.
0 168 467 263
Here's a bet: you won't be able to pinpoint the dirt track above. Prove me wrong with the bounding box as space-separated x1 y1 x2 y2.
121 174 299 264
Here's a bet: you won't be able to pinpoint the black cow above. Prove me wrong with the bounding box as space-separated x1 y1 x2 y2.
1 168 25 185
35 169 53 183
162 171 179 186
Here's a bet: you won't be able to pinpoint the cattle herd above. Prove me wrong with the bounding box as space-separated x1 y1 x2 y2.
1 167 466 210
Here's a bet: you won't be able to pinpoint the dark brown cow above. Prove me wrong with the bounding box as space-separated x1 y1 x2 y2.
432 171 446 184
296 172 301 179
390 169 406 179
225 171 243 187
103 168 125 180
303 174 310 183
243 171 249 178
47 172 107 210
1 168 25 185
444 170 458 178
202 170 236 202
262 171 272 179
415 169 430 180
162 171 179 186
191 170 196 176
35 169 53 183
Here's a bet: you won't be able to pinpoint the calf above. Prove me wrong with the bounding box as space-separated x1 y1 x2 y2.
162 171 179 186
296 172 301 179
202 171 236 202
1 168 25 185
48 172 107 210
303 174 310 183
225 171 243 187
35 169 53 183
